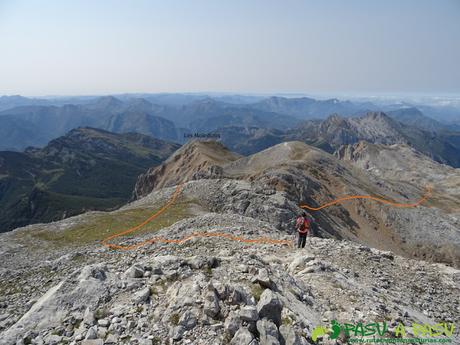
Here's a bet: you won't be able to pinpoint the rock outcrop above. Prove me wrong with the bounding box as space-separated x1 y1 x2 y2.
133 140 241 198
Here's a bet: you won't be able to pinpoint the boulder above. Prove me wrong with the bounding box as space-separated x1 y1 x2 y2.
85 326 98 340
83 307 96 326
124 264 144 279
204 290 220 318
81 340 104 345
230 286 252 305
166 280 201 309
224 311 241 337
78 264 107 281
179 310 198 330
97 319 110 327
104 334 118 344
97 326 108 338
133 287 151 304
239 306 258 322
44 334 62 345
172 325 186 341
230 327 257 345
253 268 273 289
257 319 280 345
279 325 302 345
257 290 282 327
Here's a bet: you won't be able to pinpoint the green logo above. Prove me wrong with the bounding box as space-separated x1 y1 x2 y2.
311 320 342 341
311 320 455 343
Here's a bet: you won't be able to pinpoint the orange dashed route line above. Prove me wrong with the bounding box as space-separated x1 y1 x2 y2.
102 184 432 251
300 186 432 211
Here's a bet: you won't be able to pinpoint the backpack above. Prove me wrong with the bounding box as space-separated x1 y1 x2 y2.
297 217 310 234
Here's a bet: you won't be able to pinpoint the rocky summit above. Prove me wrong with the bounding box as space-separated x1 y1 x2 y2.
0 140 459 345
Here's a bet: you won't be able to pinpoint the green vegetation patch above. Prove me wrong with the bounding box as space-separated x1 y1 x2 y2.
31 199 197 248
251 283 266 302
94 307 109 320
169 313 180 325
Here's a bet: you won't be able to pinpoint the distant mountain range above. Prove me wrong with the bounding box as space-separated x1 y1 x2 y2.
386 107 448 132
0 97 179 150
1 94 459 167
0 96 301 151
0 127 179 232
249 96 372 118
219 112 460 167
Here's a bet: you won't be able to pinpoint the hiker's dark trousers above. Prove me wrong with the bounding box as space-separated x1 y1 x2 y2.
298 233 307 248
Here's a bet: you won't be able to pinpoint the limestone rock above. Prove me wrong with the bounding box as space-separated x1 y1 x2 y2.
124 265 144 279
230 327 257 345
257 319 280 345
224 311 241 337
240 306 258 322
279 325 302 345
203 290 220 318
133 287 151 304
257 290 283 327
179 310 197 330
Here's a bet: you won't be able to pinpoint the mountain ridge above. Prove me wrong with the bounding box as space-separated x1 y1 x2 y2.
133 139 460 266
0 127 180 232
219 112 460 167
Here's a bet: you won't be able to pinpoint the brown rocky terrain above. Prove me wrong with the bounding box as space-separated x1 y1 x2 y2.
335 141 460 213
134 140 460 267
133 141 241 199
0 140 459 344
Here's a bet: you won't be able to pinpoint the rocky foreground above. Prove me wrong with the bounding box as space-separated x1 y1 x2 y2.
0 183 459 345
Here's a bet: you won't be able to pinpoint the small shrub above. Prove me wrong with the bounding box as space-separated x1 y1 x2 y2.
251 284 265 302
222 332 233 344
205 266 213 276
282 316 293 325
73 319 82 329
170 313 180 325
94 308 108 320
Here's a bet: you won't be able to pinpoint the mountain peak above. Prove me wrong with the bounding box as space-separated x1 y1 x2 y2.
364 111 391 119
325 113 344 121
91 96 123 109
358 111 401 128
134 139 240 198
65 126 112 138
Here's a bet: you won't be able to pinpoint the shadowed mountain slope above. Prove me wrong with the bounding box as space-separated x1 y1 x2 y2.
0 128 180 232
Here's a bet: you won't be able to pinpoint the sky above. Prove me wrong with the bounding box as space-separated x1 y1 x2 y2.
0 0 459 96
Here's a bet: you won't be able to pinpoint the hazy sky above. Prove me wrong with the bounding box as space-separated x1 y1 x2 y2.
0 0 459 96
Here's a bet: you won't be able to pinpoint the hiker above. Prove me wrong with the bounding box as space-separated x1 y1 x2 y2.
296 212 311 248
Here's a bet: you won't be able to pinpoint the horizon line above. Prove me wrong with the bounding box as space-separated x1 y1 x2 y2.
2 91 460 100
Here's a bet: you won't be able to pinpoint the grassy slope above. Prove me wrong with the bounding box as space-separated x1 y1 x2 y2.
28 198 197 248
0 128 180 232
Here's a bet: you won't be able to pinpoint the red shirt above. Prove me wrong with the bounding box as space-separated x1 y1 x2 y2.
296 217 310 234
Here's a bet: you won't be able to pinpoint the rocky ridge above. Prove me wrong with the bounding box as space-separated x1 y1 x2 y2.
134 141 460 266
